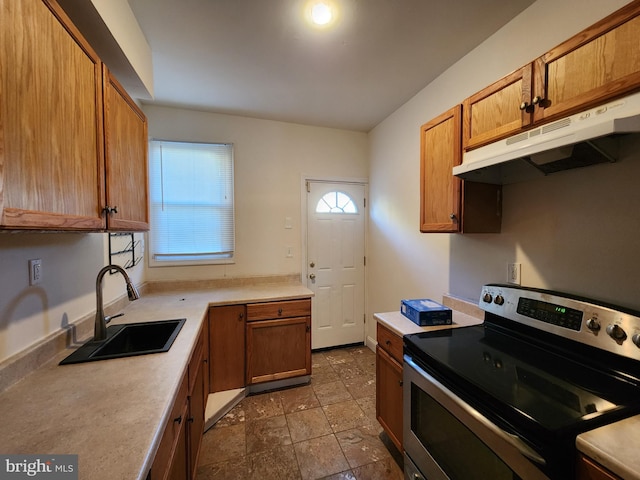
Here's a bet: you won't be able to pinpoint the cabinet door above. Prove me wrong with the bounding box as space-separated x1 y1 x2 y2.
168 402 188 480
420 106 462 232
0 0 105 230
209 305 246 392
534 2 640 125
463 64 533 150
187 355 205 480
376 345 403 451
246 316 311 384
103 66 149 231
576 454 621 480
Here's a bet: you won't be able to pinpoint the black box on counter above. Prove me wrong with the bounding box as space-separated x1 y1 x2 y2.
400 299 452 326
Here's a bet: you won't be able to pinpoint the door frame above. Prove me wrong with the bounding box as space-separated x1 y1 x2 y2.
300 175 370 350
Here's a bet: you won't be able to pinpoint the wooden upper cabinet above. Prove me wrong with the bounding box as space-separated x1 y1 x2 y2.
533 0 640 124
463 0 640 151
463 64 533 151
420 106 462 233
0 0 149 232
421 105 502 233
103 67 149 231
0 0 105 230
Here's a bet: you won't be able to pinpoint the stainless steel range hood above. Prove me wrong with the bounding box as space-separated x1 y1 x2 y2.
453 91 640 184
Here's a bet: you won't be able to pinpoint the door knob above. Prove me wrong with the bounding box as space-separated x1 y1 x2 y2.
309 274 316 280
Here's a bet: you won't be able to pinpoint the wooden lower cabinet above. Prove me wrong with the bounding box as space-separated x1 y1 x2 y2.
246 316 311 384
150 324 208 480
209 305 246 392
376 323 404 451
576 454 622 480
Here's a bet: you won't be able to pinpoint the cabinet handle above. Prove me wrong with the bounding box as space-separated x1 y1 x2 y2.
532 95 544 105
385 340 391 346
239 313 244 321
188 416 194 424
306 325 310 332
173 415 182 424
102 205 118 215
399 380 403 387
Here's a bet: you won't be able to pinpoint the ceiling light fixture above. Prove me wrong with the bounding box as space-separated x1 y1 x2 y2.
311 2 332 25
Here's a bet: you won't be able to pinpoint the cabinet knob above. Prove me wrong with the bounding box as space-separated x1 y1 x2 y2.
385 340 391 346
238 313 244 321
449 213 456 220
309 274 316 280
103 205 118 215
188 416 194 424
519 101 529 111
173 415 182 424
399 380 403 387
532 95 544 105
278 308 283 315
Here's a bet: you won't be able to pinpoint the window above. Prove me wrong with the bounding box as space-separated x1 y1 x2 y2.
315 191 358 214
148 140 234 266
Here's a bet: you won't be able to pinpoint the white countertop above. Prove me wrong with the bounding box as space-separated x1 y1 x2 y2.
0 283 312 480
577 416 640 480
374 309 483 336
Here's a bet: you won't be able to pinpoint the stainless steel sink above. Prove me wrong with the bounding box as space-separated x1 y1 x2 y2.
60 318 185 365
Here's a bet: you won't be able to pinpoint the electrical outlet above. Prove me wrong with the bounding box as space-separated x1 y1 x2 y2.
508 263 521 285
29 259 42 285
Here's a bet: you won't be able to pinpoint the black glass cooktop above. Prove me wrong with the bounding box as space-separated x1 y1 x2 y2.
404 324 640 437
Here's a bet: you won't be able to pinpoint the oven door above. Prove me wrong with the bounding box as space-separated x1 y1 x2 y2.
403 355 550 480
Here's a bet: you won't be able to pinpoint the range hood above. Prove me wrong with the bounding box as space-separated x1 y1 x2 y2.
453 91 640 184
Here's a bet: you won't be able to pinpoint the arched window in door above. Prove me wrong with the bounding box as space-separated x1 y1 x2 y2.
315 191 358 214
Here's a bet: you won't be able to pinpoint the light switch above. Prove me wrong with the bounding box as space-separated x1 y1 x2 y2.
284 217 293 229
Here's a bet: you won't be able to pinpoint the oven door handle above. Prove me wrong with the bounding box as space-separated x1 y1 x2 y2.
405 357 547 467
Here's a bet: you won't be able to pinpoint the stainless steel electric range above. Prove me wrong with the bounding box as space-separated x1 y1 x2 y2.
403 284 640 480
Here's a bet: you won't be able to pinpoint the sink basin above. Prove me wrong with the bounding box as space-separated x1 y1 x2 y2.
60 318 185 365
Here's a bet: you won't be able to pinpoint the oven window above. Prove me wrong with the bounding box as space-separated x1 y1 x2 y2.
412 385 521 480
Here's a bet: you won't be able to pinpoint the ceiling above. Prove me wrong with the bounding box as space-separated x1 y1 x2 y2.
128 0 536 132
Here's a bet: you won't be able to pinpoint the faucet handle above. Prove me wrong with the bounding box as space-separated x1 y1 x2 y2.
104 313 124 324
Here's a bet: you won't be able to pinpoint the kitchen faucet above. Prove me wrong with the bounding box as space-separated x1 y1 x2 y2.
94 264 140 341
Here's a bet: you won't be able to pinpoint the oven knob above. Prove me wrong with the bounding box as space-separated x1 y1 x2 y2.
632 333 640 348
586 317 601 331
494 295 505 306
606 324 627 341
482 293 493 303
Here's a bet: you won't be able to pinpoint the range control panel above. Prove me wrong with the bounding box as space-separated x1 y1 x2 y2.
480 284 640 361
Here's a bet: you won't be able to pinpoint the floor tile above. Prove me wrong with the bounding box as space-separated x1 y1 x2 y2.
198 423 246 466
343 374 376 400
287 407 333 443
319 471 357 480
215 402 246 427
294 434 351 480
312 352 330 367
355 396 377 421
331 362 366 381
311 363 341 386
322 400 371 433
352 457 404 480
243 391 284 421
279 384 320 414
246 445 301 480
336 425 391 469
196 456 249 480
313 380 354 406
246 414 292 454
324 349 356 365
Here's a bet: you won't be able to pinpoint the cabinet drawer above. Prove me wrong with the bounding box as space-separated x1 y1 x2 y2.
246 298 311 321
377 322 403 364
149 374 188 479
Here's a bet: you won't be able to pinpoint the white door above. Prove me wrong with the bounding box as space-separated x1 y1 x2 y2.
306 181 366 349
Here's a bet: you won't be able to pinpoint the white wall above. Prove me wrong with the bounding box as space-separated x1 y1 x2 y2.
367 0 637 342
0 233 145 363
142 105 369 282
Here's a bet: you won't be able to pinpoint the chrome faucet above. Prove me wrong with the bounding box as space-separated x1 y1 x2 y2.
94 264 140 341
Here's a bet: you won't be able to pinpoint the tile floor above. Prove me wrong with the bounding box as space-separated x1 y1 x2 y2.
196 345 404 480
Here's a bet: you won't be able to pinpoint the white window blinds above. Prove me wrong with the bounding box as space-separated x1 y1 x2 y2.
148 140 235 266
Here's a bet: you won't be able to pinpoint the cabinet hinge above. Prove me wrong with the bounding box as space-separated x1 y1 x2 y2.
364 197 366 208
364 256 366 266
306 181 310 193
